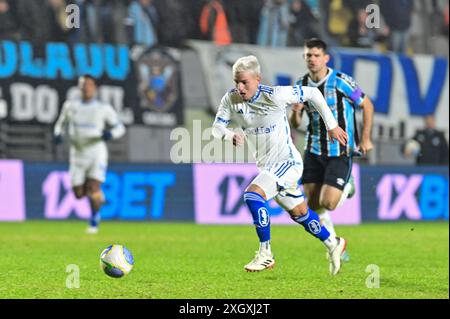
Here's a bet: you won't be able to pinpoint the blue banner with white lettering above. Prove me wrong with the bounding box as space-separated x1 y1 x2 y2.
24 162 194 221
0 41 183 127
360 166 449 221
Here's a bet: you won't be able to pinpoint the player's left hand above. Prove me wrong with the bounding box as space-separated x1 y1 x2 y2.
359 138 373 154
328 126 348 146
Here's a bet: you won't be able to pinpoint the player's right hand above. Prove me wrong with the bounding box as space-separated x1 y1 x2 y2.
328 126 348 146
232 133 245 146
53 135 63 144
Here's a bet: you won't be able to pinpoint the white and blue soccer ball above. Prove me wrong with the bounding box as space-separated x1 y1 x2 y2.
100 244 134 278
405 139 421 157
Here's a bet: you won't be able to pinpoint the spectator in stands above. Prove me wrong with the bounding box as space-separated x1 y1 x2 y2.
13 0 49 43
403 115 449 165
380 0 413 53
81 0 128 44
128 0 159 47
45 0 77 43
321 0 353 46
0 0 20 40
224 0 264 44
154 0 194 47
257 0 290 47
345 0 374 48
287 0 320 47
199 0 232 45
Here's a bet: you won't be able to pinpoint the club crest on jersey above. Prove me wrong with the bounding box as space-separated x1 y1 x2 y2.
258 207 270 227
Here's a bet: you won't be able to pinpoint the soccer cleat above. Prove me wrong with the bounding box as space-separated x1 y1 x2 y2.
326 246 351 262
86 226 99 234
346 176 356 199
341 250 350 262
328 237 347 275
244 251 275 272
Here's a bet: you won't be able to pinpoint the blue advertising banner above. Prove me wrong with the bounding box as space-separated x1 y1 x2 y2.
360 166 449 222
24 162 194 221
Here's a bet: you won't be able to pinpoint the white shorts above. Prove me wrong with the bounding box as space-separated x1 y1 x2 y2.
69 143 108 187
251 160 305 211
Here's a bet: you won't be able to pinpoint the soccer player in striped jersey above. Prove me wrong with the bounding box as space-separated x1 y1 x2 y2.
53 75 126 234
212 55 349 275
290 38 374 261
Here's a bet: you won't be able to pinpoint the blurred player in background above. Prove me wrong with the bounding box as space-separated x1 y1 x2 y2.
289 38 374 262
403 114 449 165
212 55 348 275
53 75 126 234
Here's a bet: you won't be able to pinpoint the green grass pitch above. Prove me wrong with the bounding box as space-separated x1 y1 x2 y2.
0 221 447 299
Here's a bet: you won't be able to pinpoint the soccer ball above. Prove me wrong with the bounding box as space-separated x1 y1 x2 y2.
100 244 134 278
404 139 421 157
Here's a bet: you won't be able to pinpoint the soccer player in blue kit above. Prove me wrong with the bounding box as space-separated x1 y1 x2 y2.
212 55 348 275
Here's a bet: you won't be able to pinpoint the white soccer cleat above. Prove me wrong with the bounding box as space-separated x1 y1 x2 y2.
86 226 99 234
244 251 275 272
328 237 347 275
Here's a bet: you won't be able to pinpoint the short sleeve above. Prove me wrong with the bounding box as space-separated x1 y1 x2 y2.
273 85 304 107
336 73 366 106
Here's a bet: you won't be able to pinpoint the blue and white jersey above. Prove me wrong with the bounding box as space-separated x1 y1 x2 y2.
213 84 337 169
296 68 366 157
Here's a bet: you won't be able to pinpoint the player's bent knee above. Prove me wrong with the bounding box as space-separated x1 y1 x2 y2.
245 184 267 200
288 201 308 218
320 199 338 211
73 187 85 199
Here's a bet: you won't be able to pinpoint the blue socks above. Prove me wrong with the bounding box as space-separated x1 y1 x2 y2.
292 208 331 241
89 201 100 227
244 192 334 250
244 192 271 242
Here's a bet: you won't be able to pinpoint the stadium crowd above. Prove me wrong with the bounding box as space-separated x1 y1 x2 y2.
0 0 448 55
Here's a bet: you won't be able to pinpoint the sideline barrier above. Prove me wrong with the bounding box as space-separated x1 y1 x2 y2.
1 160 447 223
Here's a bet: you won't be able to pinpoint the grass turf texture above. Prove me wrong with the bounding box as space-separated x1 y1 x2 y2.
0 221 447 299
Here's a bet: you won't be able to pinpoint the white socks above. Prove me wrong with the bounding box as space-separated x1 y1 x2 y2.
336 182 352 209
323 236 338 251
318 210 336 238
259 241 272 256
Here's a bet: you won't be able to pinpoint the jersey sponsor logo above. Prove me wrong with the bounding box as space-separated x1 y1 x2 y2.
244 124 276 135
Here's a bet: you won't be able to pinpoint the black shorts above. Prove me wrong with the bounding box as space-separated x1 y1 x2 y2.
301 151 353 190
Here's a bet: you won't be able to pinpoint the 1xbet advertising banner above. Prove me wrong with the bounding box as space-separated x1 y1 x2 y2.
193 163 362 225
23 163 194 221
0 41 183 127
360 166 449 222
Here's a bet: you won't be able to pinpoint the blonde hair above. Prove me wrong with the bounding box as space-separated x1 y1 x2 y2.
232 55 261 78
